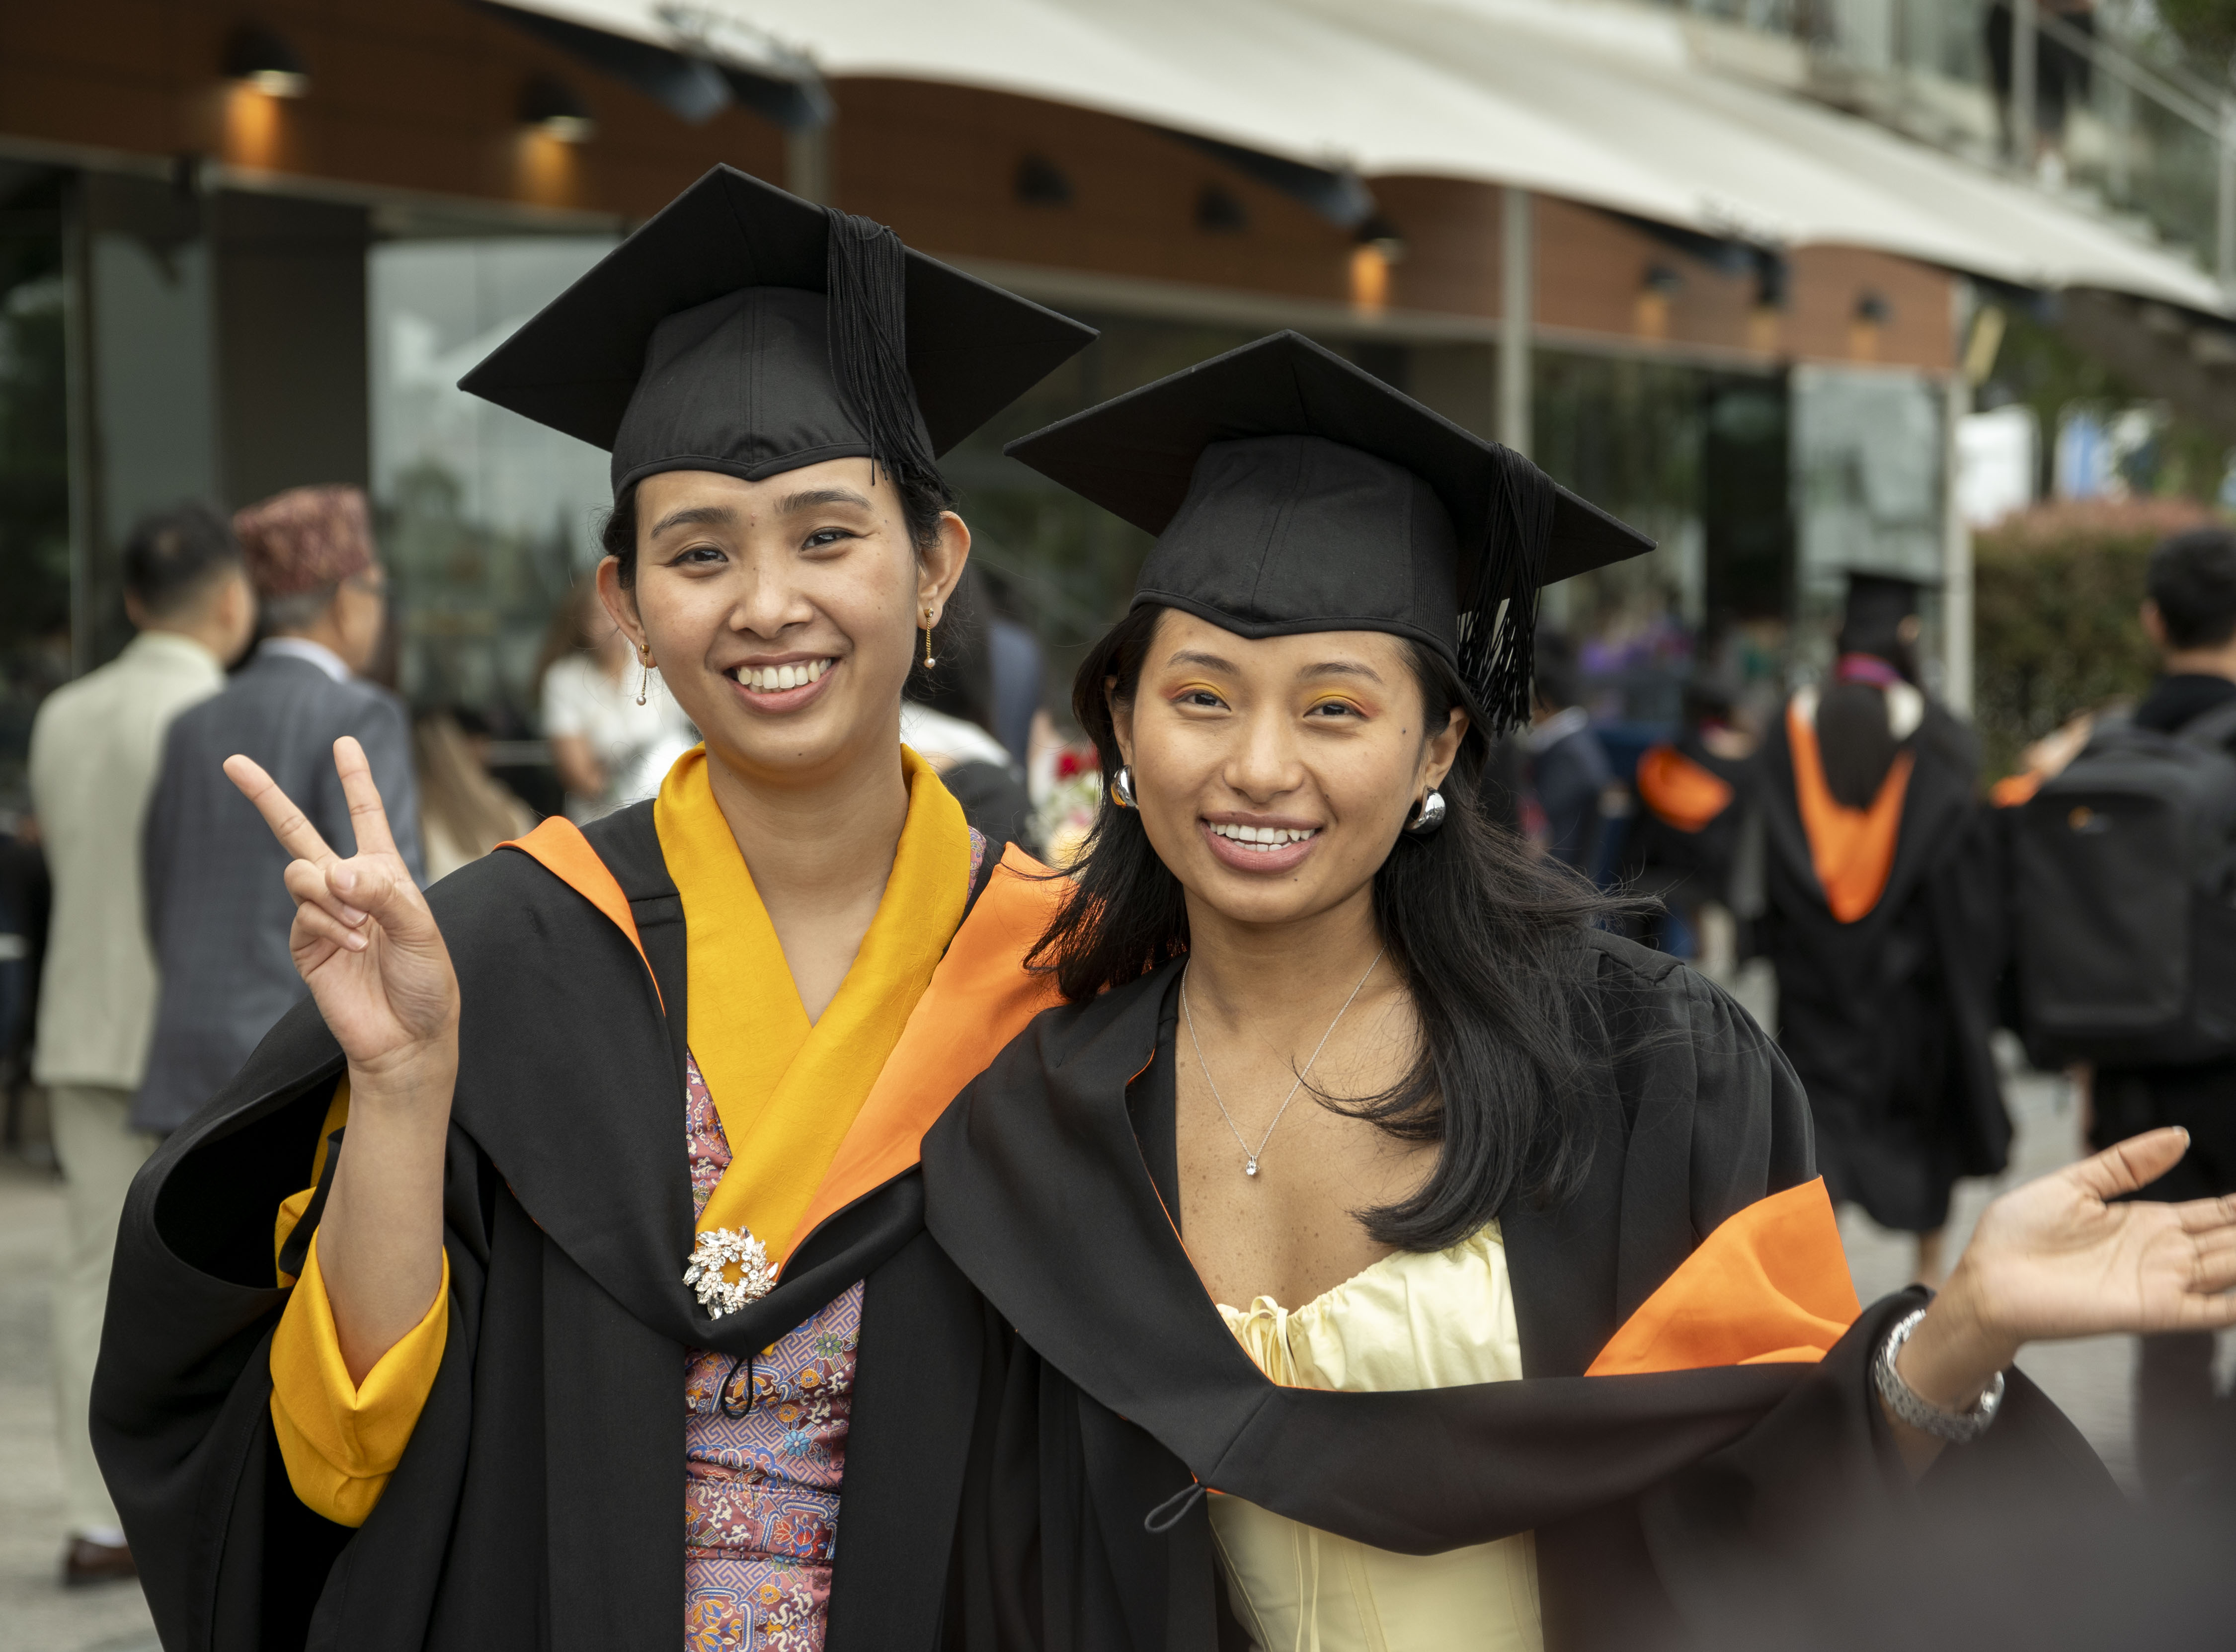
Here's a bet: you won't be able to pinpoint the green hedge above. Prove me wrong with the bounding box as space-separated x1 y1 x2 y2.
1973 498 2216 780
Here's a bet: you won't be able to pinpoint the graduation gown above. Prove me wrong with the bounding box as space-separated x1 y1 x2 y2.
1758 700 2009 1232
919 936 2113 1652
89 798 1059 1652
1627 735 1750 897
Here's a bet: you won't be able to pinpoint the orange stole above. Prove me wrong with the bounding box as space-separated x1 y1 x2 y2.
1636 744 1734 833
502 823 1066 1266
1586 1178 1860 1376
786 846 1069 1257
1786 702 1912 924
505 817 663 1008
1990 770 2043 809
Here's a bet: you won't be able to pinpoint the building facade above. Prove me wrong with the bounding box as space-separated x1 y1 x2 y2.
0 0 1968 813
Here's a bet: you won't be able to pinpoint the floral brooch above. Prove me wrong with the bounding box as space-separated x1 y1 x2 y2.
683 1226 774 1319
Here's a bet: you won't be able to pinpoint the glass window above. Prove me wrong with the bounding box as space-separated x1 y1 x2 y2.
0 168 69 817
368 236 619 744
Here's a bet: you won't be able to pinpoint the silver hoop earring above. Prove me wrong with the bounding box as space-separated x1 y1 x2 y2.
636 648 653 708
1111 766 1136 809
1405 788 1446 836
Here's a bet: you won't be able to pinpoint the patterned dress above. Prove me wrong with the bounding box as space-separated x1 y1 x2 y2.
682 1056 861 1652
678 828 984 1649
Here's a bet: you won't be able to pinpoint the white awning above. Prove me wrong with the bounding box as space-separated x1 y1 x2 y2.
489 0 2228 314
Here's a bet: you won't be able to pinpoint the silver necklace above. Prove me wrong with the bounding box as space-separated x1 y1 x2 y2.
1181 946 1385 1178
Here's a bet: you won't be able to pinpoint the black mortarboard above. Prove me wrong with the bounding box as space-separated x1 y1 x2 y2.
460 165 1096 495
1838 571 1930 659
1003 331 1654 733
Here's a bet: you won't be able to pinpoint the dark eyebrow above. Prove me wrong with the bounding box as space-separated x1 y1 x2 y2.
1300 660 1384 684
646 504 737 537
778 486 875 514
1166 648 1382 685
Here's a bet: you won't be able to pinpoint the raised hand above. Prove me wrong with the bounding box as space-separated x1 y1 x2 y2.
1894 1128 2236 1436
227 736 458 1379
225 736 460 1080
1949 1128 2236 1347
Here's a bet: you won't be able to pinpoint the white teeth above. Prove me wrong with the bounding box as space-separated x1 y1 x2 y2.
1208 822 1319 851
734 659 830 693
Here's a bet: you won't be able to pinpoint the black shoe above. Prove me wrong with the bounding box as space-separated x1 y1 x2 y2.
62 1536 137 1587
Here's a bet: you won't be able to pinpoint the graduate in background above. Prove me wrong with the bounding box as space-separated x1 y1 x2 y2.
916 336 2234 1652
1521 629 1616 876
1623 676 1757 970
1758 573 2008 1283
90 167 1091 1652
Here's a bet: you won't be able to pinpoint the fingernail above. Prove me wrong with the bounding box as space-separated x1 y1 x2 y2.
332 868 356 893
346 931 368 950
341 907 366 926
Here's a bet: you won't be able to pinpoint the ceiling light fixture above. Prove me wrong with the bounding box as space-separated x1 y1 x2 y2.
1354 214 1407 263
1015 154 1073 208
521 73 597 143
224 23 310 97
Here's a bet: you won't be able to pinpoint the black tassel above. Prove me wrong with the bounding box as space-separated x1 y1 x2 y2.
1456 446 1556 736
823 207 938 488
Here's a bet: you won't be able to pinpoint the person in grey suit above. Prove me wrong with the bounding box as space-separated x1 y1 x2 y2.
135 485 424 1135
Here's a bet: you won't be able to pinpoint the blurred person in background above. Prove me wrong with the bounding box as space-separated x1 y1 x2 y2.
1758 573 2007 1284
1524 629 1617 876
413 708 537 881
979 569 1047 772
0 813 50 1141
1623 676 1757 971
134 485 423 1138
538 572 696 822
26 503 254 1584
901 563 1036 849
2086 526 2236 1503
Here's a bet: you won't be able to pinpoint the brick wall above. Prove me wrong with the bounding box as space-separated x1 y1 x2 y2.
0 0 1952 372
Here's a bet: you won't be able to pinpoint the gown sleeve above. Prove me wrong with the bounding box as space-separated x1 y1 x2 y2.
266 1083 450 1528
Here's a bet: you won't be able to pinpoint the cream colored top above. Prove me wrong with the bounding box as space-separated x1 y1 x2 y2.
1211 1223 1543 1652
28 630 226 1089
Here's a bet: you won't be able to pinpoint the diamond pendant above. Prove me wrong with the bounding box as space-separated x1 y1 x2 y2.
1244 1158 1259 1177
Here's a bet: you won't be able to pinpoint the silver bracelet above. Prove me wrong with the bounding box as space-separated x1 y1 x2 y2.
1874 1306 2005 1444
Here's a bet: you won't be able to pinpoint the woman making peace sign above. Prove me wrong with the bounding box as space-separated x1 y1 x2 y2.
92 167 1090 1652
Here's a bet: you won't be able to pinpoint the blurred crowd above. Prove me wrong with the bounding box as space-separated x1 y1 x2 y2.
4 488 2236 1593
1503 531 2236 1515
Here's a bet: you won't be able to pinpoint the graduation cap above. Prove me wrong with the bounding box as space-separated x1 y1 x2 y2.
1838 570 1933 660
460 165 1097 495
1003 331 1654 733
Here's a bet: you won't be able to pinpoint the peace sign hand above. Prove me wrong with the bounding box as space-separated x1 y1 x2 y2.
225 736 460 1082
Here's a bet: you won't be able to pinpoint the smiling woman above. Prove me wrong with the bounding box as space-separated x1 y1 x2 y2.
915 333 2236 1652
91 165 1098 1652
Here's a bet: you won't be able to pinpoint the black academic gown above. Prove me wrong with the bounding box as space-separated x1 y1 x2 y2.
91 801 1005 1652
919 936 2112 1652
1758 703 2009 1232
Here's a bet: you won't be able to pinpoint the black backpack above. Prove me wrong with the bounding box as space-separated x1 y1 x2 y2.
2013 699 2236 1066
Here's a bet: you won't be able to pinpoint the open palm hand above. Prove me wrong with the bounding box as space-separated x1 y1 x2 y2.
225 736 459 1079
1955 1129 2236 1347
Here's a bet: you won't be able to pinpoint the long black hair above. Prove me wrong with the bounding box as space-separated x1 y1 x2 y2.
1030 603 1626 1250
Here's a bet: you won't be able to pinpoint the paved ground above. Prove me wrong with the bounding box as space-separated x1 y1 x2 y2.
0 1028 2222 1647
0 1154 157 1652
